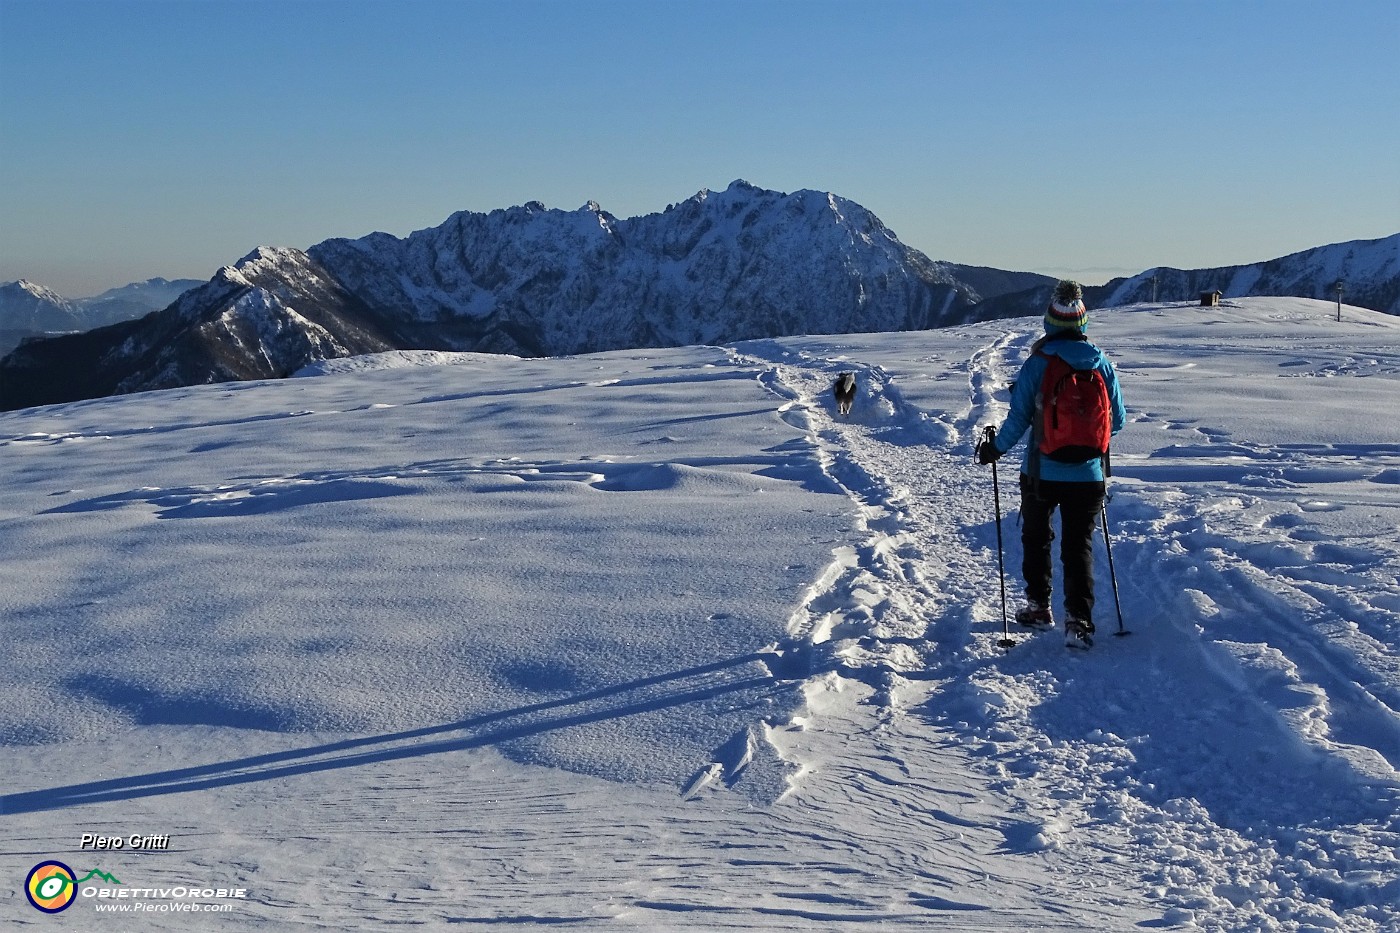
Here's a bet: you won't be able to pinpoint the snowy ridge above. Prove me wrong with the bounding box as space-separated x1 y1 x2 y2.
1097 233 1400 313
3 298 1398 930
293 349 521 377
2 279 71 316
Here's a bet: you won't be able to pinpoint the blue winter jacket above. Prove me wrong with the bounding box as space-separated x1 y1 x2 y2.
994 334 1127 483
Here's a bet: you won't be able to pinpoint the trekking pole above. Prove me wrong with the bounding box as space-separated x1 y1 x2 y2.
1101 504 1127 636
1100 450 1129 637
984 426 1015 649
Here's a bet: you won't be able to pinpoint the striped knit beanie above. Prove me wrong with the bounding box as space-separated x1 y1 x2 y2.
1045 280 1087 333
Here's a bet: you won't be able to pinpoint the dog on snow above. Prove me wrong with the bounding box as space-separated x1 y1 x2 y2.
832 372 856 417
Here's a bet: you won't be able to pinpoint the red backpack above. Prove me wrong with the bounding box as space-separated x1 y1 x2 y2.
1036 352 1111 463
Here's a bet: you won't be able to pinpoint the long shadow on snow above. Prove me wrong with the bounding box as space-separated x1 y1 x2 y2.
2 651 801 815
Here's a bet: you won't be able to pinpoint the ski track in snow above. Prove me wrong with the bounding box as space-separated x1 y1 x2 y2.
3 300 1398 931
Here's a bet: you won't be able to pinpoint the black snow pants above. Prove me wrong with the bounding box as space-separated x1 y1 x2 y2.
1019 474 1105 625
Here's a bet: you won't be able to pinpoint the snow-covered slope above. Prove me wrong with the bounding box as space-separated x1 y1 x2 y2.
3 298 1396 931
0 182 1047 410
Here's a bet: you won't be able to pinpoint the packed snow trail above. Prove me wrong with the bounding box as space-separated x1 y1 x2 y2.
736 308 1400 932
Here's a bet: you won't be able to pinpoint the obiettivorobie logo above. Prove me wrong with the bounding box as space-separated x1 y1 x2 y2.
25 858 247 914
25 861 100 913
25 863 124 913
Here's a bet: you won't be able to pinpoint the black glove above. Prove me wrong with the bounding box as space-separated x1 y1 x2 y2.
977 428 1002 465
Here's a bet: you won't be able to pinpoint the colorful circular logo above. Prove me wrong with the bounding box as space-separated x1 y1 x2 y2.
26 861 77 913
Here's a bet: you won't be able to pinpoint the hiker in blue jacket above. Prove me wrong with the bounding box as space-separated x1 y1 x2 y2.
977 281 1127 648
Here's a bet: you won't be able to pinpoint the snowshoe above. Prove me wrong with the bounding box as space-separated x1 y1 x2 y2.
1015 601 1054 631
1065 619 1094 650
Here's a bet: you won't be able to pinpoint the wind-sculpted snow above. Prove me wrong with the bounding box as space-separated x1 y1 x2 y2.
1 348 834 789
2 298 1398 930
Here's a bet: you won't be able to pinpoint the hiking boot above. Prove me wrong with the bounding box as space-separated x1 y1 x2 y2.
1015 601 1054 630
1065 618 1094 650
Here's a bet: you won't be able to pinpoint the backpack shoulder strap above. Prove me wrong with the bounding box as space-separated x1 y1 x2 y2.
1029 352 1056 482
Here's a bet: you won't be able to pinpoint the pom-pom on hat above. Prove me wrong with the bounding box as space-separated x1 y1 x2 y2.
1045 280 1087 333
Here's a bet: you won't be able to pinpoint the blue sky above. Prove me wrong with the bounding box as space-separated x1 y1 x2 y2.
2 0 1397 297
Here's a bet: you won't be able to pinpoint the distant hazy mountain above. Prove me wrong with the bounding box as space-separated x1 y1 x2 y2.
77 277 205 327
0 281 78 358
0 279 78 328
0 277 202 355
0 182 1048 410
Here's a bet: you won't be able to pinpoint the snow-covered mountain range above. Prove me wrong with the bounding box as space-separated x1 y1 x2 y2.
0 182 1051 410
306 181 1045 355
0 277 203 355
1 181 1396 412
0 280 73 332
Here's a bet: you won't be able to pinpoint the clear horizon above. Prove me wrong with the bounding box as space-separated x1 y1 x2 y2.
2 0 1398 297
